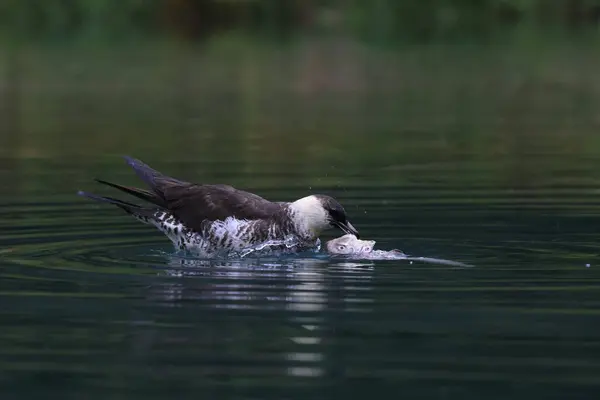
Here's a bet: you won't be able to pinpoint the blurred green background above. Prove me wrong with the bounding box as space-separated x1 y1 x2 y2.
1 0 600 194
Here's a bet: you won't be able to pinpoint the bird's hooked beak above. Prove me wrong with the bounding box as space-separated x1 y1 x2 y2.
333 220 359 239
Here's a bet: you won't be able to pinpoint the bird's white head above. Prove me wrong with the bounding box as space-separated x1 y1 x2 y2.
289 194 359 240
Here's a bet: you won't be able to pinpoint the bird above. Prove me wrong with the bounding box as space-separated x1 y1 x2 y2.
77 156 359 256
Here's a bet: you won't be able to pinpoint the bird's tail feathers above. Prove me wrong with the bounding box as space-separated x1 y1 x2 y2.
94 178 163 207
77 190 153 218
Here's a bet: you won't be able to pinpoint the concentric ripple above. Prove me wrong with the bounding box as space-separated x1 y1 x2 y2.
1 195 598 278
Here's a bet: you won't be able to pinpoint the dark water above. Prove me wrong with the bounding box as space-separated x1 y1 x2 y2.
2 42 600 399
1 154 599 400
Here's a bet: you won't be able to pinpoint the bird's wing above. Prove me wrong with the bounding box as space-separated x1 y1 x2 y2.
120 156 284 231
157 182 284 231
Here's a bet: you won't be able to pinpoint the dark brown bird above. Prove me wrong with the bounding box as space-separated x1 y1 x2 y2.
78 156 359 256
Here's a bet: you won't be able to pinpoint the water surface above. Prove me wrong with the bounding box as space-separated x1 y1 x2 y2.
2 42 600 399
1 154 599 400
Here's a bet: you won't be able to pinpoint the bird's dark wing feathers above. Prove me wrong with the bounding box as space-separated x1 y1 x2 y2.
156 182 284 231
92 157 285 232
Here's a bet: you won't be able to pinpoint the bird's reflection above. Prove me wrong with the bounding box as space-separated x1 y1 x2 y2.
146 252 375 379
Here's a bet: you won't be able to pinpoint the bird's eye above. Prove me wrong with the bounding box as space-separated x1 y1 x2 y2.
338 245 346 251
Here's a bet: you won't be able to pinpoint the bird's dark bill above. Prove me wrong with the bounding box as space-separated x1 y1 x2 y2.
334 220 359 239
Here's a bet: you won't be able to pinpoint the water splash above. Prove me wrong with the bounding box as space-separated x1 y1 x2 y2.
157 235 322 260
331 249 473 267
237 235 321 258
152 237 470 267
154 239 470 267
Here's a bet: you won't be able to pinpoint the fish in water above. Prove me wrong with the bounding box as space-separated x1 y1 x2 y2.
326 234 472 267
77 156 359 256
326 233 406 256
326 234 380 255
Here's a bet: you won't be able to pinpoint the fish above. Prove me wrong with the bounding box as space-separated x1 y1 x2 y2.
326 234 472 267
326 233 379 255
